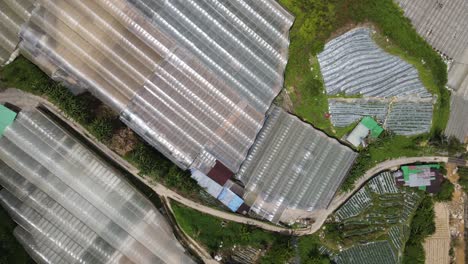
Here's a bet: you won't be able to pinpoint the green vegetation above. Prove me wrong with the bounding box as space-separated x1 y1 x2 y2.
0 56 112 137
434 180 454 202
172 202 330 263
323 189 421 248
402 196 436 264
0 200 33 264
279 0 448 132
125 143 200 196
298 236 331 264
458 167 468 193
279 0 450 190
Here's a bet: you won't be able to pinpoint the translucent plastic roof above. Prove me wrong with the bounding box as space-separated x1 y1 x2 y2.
236 107 358 223
0 0 35 65
14 0 294 172
0 110 194 264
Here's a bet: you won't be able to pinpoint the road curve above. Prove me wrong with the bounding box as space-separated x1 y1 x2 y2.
0 88 462 238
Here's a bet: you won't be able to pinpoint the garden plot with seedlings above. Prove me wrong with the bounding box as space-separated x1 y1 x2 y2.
329 98 434 136
321 171 424 264
319 27 434 136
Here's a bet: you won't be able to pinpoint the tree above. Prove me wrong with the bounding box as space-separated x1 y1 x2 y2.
433 180 454 202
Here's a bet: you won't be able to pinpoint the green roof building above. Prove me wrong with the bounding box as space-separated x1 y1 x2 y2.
346 116 384 147
397 164 442 192
361 117 384 138
0 105 17 137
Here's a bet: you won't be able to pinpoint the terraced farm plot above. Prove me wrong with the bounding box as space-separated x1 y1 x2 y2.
320 28 435 136
318 28 431 99
329 99 433 135
322 171 424 264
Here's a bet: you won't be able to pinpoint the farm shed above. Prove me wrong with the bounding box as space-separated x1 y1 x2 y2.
0 109 193 263
190 169 247 212
346 117 383 148
236 107 357 223
395 164 444 193
6 0 294 174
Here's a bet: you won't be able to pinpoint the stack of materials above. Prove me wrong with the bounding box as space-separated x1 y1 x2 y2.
0 108 194 264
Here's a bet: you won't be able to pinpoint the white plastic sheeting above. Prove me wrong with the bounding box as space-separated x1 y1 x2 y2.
0 0 35 65
321 28 435 136
328 99 433 135
11 0 293 173
236 107 357 223
318 28 431 98
0 110 194 264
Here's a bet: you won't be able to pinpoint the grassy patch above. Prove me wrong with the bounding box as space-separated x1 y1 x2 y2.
286 56 334 134
172 202 330 263
172 202 294 263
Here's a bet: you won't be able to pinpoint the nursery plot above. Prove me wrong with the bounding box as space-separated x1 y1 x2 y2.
318 28 431 98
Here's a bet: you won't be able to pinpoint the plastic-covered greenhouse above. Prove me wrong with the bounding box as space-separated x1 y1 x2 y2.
236 107 358 223
3 0 294 174
0 0 35 65
0 109 194 264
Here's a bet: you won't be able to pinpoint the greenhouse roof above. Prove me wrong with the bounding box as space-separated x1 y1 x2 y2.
15 0 295 173
236 107 357 222
0 105 17 137
361 117 384 138
0 110 193 263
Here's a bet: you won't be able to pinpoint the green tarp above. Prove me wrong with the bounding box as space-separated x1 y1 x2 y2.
361 116 384 138
0 105 17 137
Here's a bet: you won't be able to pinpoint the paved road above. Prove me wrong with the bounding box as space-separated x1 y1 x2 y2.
1 88 464 238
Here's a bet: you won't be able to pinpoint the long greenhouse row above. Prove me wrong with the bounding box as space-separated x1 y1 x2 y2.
1 0 293 173
318 28 431 99
0 109 193 264
236 106 357 223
